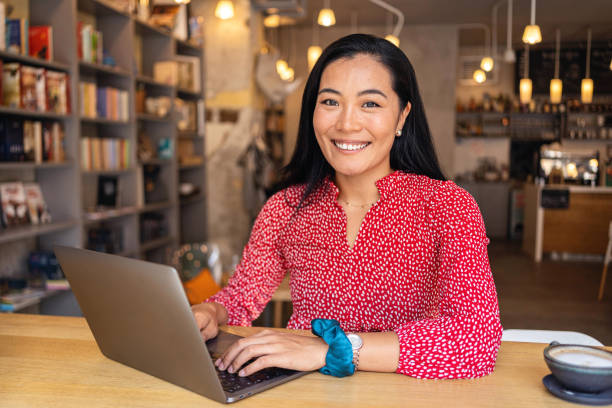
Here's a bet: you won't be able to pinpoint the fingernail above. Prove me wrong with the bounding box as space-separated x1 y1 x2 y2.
238 369 245 377
227 366 234 373
215 359 220 366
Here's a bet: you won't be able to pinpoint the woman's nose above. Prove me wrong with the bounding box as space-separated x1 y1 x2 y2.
335 106 362 132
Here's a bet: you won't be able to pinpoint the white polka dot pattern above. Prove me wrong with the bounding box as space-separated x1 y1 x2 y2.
208 170 503 379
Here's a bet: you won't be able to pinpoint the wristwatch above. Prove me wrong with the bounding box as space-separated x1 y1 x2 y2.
346 333 363 370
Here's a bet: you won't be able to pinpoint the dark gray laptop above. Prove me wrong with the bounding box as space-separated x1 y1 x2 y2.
54 246 308 403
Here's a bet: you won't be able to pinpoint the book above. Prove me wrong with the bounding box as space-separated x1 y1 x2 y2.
23 120 35 161
29 26 53 61
50 121 64 162
0 2 5 52
175 55 200 93
76 21 83 60
2 62 21 108
80 24 92 62
149 5 180 31
6 18 27 55
5 118 23 161
153 61 178 86
97 175 118 207
0 182 28 227
46 70 68 114
23 182 51 225
20 65 39 110
33 120 42 163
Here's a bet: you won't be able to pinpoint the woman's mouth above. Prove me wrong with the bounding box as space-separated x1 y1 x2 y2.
333 140 370 152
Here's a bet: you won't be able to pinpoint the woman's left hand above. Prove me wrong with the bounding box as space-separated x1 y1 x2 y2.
215 330 328 376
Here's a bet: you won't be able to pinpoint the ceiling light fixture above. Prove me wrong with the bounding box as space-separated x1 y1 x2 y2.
522 0 541 44
581 28 593 104
263 14 280 28
473 69 487 84
369 0 404 47
550 29 562 104
318 0 336 27
215 0 234 20
307 14 322 71
504 0 516 62
520 44 532 104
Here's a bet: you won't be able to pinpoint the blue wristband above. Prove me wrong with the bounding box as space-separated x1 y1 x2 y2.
311 318 355 377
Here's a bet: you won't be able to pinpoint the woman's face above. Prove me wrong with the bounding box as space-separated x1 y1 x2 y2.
313 54 410 180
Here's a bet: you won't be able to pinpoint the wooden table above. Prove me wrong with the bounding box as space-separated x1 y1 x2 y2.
0 314 601 407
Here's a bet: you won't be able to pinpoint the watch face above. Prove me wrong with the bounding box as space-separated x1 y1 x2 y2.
347 333 363 349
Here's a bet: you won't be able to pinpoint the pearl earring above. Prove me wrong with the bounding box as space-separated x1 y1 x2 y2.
395 130 402 137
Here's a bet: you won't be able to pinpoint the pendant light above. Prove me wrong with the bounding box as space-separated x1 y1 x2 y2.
263 14 280 28
370 0 404 47
520 45 532 104
550 29 562 104
581 28 593 104
503 0 516 62
522 0 542 44
214 0 234 20
307 14 322 71
318 0 336 27
383 10 399 47
473 69 487 83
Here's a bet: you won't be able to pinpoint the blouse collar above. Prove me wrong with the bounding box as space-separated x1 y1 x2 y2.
323 170 406 203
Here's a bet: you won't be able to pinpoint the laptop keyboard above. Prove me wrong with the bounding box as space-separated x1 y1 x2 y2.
215 362 298 394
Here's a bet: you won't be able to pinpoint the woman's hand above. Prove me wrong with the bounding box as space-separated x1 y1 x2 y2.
191 302 227 341
216 330 328 376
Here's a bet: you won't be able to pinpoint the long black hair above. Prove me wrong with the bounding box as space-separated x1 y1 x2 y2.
279 33 445 206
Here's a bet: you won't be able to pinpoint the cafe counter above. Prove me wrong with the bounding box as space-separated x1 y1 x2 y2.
522 184 612 262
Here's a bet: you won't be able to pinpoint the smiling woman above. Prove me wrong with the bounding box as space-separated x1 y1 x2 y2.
192 34 502 381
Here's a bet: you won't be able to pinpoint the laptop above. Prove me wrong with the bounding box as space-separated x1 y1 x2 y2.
54 246 308 403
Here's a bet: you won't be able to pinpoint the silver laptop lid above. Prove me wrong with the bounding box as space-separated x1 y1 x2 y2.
54 246 227 403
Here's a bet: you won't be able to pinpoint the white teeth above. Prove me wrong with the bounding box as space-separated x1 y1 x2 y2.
333 141 369 151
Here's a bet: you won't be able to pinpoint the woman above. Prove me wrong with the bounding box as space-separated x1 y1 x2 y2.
192 34 502 379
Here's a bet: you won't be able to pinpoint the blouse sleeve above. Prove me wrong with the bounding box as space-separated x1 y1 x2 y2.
394 184 503 379
206 192 290 326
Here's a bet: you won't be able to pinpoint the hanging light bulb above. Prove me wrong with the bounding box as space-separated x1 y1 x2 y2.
215 0 234 20
385 34 400 47
520 45 532 104
550 29 562 104
318 0 336 27
522 0 542 44
263 14 280 28
280 67 295 81
480 56 494 72
581 28 593 104
473 69 486 84
504 0 516 62
276 59 289 76
307 45 322 70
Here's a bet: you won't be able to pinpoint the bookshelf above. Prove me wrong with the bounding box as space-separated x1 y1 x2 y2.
0 0 207 312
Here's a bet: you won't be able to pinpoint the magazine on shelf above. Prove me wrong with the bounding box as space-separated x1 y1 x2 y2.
3 118 24 161
20 65 45 111
2 62 21 108
23 182 52 225
0 2 5 52
174 55 201 93
0 181 28 227
29 25 53 61
6 18 28 55
46 70 68 114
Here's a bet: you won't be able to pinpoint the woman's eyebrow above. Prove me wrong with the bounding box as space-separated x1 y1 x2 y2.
318 88 340 95
358 89 387 98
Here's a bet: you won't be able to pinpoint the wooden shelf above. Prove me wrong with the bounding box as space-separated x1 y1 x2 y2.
140 201 174 213
179 162 204 170
177 131 201 139
179 193 205 206
140 236 176 253
83 206 140 224
0 50 71 72
134 18 173 38
135 75 174 90
0 106 71 120
77 0 130 17
82 168 134 175
137 113 173 123
80 116 131 125
0 161 73 170
176 39 203 54
140 158 173 166
0 219 79 245
177 88 202 99
79 60 131 78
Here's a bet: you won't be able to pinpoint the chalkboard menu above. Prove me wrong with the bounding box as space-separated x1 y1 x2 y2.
515 42 612 96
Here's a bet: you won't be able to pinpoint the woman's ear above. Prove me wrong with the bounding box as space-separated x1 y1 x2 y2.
398 102 411 130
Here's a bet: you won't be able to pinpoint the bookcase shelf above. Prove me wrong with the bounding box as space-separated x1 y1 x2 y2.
139 236 176 253
0 50 71 72
80 116 131 125
0 106 72 120
179 163 205 170
0 219 79 245
0 161 73 170
78 60 131 78
0 0 206 293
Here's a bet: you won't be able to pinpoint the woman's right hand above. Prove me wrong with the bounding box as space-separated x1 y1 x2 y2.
191 302 227 341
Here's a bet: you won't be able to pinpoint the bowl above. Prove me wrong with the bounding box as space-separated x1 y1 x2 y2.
543 341 612 393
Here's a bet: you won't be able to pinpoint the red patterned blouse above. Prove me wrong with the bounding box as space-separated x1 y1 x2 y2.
208 170 503 379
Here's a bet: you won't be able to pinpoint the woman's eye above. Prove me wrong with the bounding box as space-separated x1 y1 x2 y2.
363 101 380 108
320 99 338 106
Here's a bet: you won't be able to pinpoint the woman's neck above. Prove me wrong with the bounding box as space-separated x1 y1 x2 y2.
334 168 393 206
